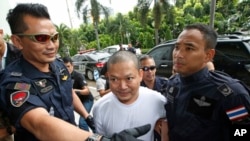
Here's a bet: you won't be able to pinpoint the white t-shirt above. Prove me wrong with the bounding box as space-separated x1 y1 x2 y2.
96 77 107 91
92 86 167 141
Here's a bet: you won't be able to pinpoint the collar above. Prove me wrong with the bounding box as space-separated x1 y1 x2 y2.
180 67 209 84
20 56 59 79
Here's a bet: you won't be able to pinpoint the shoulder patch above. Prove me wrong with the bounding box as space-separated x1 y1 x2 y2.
217 84 233 97
14 83 31 90
10 91 29 107
226 105 249 121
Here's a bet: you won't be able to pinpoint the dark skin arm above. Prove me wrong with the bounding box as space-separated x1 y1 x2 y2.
20 107 92 141
98 89 111 97
74 85 90 96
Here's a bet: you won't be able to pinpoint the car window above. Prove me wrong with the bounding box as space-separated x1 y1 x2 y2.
72 55 86 62
148 44 173 60
109 48 117 54
216 42 250 61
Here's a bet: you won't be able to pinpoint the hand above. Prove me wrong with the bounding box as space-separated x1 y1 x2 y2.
85 115 96 133
101 124 151 141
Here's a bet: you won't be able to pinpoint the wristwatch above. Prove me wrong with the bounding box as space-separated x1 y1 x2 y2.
86 133 102 141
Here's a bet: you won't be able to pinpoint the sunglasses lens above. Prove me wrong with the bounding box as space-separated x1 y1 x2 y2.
34 34 51 42
149 66 156 70
52 33 59 41
142 66 156 71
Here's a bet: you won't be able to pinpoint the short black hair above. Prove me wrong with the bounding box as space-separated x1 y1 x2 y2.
62 56 73 64
139 54 154 62
184 23 218 49
6 3 51 34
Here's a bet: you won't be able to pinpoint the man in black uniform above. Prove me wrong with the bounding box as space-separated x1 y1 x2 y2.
0 3 150 141
165 23 250 141
63 57 94 132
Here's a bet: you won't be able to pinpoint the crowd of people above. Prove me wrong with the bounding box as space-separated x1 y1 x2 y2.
1 2 250 141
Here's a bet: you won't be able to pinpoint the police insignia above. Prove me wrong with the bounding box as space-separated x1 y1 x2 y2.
61 75 68 80
217 84 233 96
14 83 31 90
35 79 47 87
169 87 174 93
10 91 29 107
193 96 211 107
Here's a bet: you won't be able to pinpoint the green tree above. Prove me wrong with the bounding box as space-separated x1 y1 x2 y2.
55 23 71 57
153 1 162 45
114 13 133 43
75 0 110 50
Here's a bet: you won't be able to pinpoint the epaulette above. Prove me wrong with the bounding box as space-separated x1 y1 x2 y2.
213 70 231 77
10 72 22 77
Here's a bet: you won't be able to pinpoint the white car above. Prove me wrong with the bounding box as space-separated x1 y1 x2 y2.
101 44 141 55
101 44 128 54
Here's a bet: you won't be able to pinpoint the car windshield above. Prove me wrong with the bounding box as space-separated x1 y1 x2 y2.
87 53 110 62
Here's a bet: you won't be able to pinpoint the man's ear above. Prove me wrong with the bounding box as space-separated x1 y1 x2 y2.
0 29 3 34
11 35 23 50
139 69 143 81
206 49 215 62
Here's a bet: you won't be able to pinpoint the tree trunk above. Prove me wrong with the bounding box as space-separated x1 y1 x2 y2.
155 28 159 45
94 22 100 50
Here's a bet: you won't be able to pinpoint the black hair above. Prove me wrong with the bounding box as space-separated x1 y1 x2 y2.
6 3 51 34
62 56 73 64
184 23 218 49
139 54 154 62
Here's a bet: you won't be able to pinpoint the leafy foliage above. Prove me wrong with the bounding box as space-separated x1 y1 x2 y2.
52 0 250 57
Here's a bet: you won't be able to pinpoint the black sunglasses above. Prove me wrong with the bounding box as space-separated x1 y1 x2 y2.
141 66 156 71
16 32 59 44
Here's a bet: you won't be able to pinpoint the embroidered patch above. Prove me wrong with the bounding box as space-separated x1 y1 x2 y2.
34 79 54 94
167 86 178 103
35 79 47 87
61 75 68 80
14 83 31 90
226 105 249 121
59 68 68 81
193 96 211 107
41 86 53 93
217 84 233 97
188 94 216 119
10 91 29 107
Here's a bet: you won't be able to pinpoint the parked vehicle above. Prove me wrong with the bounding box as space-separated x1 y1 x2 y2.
146 34 250 86
101 44 128 54
71 52 111 80
101 44 141 55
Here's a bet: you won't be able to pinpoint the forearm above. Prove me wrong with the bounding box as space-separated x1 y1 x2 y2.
161 120 169 141
74 88 90 96
99 89 111 97
72 90 89 118
21 108 92 141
